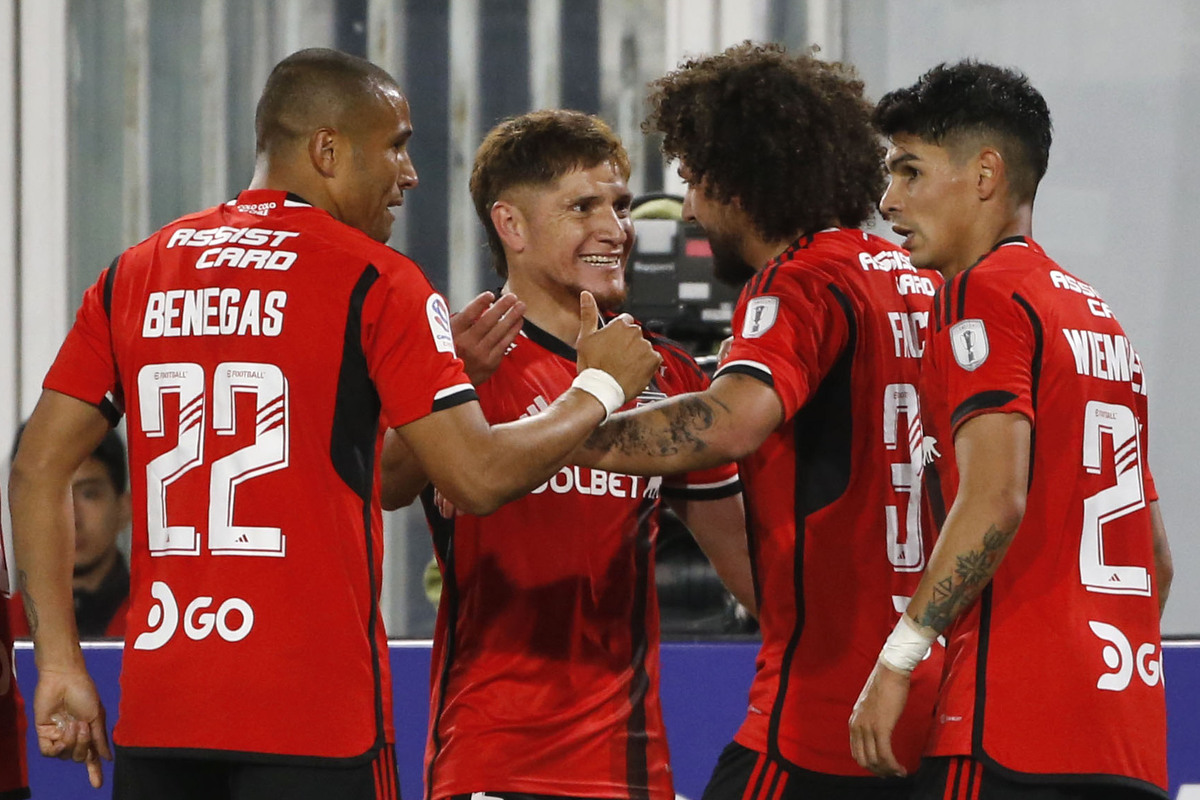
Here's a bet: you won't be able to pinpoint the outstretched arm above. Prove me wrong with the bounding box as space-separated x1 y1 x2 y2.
850 412 1030 777
397 292 661 516
9 390 114 788
668 493 755 616
579 373 783 476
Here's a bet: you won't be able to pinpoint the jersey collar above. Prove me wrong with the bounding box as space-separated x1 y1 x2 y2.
228 190 315 214
767 226 845 268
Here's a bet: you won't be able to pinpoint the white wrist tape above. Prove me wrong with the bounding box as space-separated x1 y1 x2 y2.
878 614 937 675
571 368 625 421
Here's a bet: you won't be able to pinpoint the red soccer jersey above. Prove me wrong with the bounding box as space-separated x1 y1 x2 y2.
0 517 29 800
714 228 943 776
920 237 1166 794
43 190 475 763
423 319 740 800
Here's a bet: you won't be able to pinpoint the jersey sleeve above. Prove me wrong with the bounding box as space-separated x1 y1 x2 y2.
364 264 476 429
713 265 850 420
652 341 742 501
43 265 124 425
929 270 1037 434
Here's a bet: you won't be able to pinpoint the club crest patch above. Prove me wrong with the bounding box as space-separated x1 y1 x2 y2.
742 296 779 338
426 293 456 354
949 319 989 371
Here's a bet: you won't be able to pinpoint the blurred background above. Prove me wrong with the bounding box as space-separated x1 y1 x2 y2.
1 0 1196 637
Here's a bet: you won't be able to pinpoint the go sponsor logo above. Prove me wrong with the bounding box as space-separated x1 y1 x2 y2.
134 581 254 651
1088 620 1160 692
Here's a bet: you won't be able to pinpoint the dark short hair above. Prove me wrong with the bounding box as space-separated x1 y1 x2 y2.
873 60 1052 203
644 41 883 241
255 47 398 156
10 425 127 494
470 110 631 277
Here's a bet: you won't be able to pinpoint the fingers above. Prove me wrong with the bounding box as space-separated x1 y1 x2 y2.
434 489 457 518
474 294 524 356
86 748 104 788
717 335 734 364
449 291 496 335
578 291 600 339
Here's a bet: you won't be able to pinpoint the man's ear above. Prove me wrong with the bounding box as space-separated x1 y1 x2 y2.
977 147 1004 201
491 199 527 254
309 128 340 178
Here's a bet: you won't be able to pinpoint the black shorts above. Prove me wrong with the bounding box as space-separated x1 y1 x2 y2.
915 756 1163 800
113 744 400 800
701 741 915 800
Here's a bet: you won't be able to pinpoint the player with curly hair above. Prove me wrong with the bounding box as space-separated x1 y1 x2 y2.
851 60 1170 800
578 42 943 800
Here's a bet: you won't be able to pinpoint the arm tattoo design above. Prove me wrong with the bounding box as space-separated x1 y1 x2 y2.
584 394 730 457
17 570 37 636
916 524 1016 632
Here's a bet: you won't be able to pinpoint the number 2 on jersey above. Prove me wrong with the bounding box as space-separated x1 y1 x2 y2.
138 361 289 557
1080 400 1150 595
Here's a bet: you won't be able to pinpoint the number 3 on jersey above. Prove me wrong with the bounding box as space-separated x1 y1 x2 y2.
883 383 925 571
138 361 289 557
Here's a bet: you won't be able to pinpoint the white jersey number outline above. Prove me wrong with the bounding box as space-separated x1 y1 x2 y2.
137 361 289 557
883 382 925 571
1079 400 1150 595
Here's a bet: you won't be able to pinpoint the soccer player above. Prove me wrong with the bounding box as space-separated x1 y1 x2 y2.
381 109 749 800
849 61 1172 799
7 48 660 799
9 427 131 638
577 43 943 799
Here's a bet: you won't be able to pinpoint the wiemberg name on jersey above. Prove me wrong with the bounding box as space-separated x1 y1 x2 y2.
1061 328 1147 395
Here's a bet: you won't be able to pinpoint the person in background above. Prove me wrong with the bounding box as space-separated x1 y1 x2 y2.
9 427 130 639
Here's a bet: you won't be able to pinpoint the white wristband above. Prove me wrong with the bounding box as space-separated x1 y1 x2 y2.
878 614 937 675
571 368 626 422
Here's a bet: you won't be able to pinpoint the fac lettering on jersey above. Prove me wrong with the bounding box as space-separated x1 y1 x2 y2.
949 318 989 371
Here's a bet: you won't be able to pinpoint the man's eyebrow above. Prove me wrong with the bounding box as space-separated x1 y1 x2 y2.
885 152 919 171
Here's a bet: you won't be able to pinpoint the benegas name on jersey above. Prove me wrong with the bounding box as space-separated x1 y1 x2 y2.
141 224 300 339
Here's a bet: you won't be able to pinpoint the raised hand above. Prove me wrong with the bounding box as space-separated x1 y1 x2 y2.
451 291 526 386
575 291 661 403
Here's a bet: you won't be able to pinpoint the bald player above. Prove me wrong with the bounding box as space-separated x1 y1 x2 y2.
9 48 659 800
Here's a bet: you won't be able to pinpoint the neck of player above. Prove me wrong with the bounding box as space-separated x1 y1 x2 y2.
502 273 591 346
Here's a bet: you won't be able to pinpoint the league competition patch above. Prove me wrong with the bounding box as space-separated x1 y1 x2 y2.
949 318 988 371
742 296 779 338
427 293 456 354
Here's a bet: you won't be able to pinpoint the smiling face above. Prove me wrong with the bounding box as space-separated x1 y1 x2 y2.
505 160 634 312
880 133 982 276
333 85 419 242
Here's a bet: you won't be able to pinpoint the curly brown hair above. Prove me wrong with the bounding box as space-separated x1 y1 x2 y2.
644 42 883 241
471 109 631 277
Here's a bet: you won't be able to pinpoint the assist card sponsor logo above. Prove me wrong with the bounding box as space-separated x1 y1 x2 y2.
949 318 989 371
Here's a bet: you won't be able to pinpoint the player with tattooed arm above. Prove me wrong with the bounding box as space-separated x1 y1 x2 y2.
849 61 1171 800
579 43 942 800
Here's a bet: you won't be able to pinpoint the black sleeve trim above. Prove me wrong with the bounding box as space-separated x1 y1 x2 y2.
97 396 122 427
102 256 120 317
431 387 478 413
951 390 1019 430
660 477 743 501
713 363 774 387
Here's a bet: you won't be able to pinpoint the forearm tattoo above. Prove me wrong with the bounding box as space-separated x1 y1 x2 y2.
17 570 37 636
914 524 1016 632
584 395 729 457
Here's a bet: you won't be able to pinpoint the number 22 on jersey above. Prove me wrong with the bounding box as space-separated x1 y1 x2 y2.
138 361 289 557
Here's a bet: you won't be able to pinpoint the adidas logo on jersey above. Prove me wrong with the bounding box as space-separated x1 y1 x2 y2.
521 395 550 419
